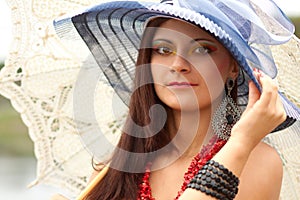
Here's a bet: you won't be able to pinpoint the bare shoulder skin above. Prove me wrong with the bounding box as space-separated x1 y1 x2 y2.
236 141 283 200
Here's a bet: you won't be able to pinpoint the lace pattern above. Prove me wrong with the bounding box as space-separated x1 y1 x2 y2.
0 0 299 199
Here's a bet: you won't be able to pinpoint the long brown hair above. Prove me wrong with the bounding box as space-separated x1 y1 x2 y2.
84 17 239 199
84 18 171 200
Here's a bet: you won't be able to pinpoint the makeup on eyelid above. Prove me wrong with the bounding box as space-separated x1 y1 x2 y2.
189 40 218 54
152 39 218 56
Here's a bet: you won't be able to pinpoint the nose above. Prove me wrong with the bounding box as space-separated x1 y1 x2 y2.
170 54 191 73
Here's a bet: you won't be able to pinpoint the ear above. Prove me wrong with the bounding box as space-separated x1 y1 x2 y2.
228 60 239 80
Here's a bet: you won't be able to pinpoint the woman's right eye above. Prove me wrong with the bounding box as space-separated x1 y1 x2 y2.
152 46 175 56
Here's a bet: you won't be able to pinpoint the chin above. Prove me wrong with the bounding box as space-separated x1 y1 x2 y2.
165 99 211 112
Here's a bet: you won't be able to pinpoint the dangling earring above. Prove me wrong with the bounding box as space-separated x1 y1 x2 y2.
212 78 241 140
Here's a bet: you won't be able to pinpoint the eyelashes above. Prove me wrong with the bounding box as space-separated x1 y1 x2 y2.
190 42 218 54
151 40 217 56
152 46 175 56
151 40 175 56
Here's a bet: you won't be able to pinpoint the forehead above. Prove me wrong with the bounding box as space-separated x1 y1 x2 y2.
151 18 218 42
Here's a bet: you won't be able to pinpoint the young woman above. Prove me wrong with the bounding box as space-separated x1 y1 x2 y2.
52 0 299 199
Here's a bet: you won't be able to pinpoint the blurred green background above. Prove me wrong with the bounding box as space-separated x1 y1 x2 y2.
0 17 300 158
293 17 300 37
0 62 33 157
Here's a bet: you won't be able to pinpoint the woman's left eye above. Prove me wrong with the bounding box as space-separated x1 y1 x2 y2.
192 42 217 55
194 46 212 54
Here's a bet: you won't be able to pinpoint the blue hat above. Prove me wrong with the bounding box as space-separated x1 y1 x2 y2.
54 0 299 132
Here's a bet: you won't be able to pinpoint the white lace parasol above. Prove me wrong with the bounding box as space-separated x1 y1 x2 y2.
0 0 114 198
0 0 299 199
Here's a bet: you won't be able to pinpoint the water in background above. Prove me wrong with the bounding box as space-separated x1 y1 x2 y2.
0 156 69 200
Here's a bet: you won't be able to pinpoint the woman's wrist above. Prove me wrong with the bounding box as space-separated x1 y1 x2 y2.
229 125 262 152
211 136 254 179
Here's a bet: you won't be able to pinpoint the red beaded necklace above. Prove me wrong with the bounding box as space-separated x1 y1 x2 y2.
137 135 226 200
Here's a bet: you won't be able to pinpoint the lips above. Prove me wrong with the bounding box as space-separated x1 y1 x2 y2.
167 82 198 86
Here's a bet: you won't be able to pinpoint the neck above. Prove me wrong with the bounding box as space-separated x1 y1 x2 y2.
166 106 212 159
166 95 223 159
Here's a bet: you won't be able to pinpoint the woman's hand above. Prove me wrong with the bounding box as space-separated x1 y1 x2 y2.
231 71 286 149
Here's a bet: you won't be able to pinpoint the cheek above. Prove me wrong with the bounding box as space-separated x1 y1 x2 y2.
153 84 181 111
151 65 160 84
215 54 233 79
194 62 226 99
154 84 177 105
217 63 231 81
151 62 170 85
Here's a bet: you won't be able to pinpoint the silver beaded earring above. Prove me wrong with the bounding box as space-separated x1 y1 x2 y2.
212 78 241 140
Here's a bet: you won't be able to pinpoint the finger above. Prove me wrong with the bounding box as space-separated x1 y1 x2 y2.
259 74 287 126
247 80 260 109
257 74 277 108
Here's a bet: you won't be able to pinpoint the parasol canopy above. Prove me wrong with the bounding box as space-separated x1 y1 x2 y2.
0 0 299 199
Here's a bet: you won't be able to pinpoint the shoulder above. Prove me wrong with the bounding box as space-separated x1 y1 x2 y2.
247 141 282 169
236 142 283 200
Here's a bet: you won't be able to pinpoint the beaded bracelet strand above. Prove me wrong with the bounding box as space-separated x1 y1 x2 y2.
187 160 240 200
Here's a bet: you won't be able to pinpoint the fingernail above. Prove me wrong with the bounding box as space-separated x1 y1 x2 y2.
253 68 260 79
258 69 265 77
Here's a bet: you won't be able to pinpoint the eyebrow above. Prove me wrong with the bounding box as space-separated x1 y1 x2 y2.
152 39 173 44
152 38 216 44
192 38 216 44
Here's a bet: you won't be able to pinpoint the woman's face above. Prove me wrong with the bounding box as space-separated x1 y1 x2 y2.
150 19 238 111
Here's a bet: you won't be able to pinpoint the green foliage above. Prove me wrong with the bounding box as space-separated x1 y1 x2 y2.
290 16 300 37
0 61 4 70
0 96 33 157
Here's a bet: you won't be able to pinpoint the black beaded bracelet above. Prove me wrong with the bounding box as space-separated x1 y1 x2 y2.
187 160 240 200
206 160 239 187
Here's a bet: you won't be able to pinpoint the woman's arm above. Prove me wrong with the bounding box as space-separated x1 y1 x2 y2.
180 73 285 200
236 142 283 200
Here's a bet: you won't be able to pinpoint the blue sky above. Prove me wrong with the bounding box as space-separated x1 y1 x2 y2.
0 0 299 60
